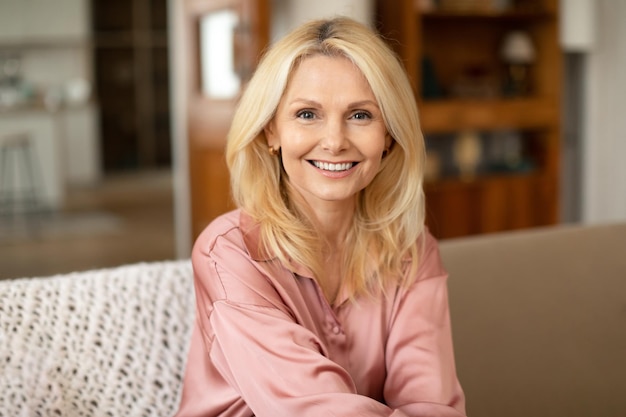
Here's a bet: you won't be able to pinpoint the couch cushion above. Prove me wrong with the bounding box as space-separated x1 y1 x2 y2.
0 260 195 417
440 222 626 417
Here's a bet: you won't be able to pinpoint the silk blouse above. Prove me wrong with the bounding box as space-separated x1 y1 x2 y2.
176 209 466 417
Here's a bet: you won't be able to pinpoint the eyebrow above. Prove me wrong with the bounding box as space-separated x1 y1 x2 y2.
289 98 380 109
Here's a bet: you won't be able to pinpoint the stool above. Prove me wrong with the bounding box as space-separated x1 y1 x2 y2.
0 132 45 218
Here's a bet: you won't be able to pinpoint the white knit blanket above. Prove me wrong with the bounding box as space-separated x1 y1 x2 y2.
0 260 195 417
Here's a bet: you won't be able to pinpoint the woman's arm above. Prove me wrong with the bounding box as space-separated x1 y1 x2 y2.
383 233 466 416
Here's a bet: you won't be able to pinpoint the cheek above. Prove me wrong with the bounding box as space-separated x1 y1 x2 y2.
278 129 314 157
278 145 306 177
364 132 389 157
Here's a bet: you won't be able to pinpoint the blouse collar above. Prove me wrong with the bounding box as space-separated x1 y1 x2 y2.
239 210 315 279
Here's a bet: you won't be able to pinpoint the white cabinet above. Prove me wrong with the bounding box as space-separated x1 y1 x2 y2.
0 103 101 211
0 0 89 42
0 0 100 192
61 104 101 186
0 111 64 210
25 0 89 40
0 1 23 41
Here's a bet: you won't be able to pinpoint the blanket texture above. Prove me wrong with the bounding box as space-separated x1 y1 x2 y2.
0 260 195 417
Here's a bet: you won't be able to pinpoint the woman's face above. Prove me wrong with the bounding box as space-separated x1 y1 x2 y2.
265 54 391 214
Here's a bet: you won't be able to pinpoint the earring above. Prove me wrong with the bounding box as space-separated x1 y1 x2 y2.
382 148 390 158
269 146 279 156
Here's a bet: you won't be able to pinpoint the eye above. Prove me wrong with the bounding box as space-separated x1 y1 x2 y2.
296 110 315 120
351 111 372 120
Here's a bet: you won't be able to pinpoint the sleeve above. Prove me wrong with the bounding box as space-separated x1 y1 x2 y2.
382 232 466 417
193 231 410 417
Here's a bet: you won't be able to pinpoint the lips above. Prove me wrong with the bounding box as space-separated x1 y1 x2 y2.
309 161 357 172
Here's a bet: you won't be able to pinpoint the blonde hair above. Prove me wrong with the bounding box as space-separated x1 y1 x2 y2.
226 17 426 300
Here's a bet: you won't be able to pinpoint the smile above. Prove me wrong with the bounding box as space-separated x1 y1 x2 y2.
310 161 356 172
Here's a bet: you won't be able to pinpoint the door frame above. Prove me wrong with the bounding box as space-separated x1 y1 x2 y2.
169 0 269 257
169 0 192 257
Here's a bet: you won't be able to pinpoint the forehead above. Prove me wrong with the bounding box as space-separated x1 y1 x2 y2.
283 54 374 98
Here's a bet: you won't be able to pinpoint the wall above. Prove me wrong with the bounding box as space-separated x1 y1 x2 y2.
270 0 373 41
582 1 626 223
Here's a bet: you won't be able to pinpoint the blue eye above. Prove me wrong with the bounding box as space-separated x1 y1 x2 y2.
297 110 315 119
352 111 372 120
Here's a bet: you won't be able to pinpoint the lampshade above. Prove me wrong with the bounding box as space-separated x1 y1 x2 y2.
500 31 536 64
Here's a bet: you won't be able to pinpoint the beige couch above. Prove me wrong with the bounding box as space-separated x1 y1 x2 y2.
1 222 624 416
440 221 626 417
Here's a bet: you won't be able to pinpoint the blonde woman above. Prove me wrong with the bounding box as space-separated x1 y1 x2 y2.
176 17 465 417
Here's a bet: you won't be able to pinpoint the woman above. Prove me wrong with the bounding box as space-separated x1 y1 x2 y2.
176 17 466 417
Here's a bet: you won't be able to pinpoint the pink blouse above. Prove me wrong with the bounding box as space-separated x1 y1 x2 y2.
176 210 466 417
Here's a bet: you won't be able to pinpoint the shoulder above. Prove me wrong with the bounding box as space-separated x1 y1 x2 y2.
413 227 447 283
193 209 246 257
191 210 289 307
192 209 265 260
388 229 449 310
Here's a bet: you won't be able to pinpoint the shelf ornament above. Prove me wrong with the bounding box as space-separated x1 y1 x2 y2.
500 30 536 96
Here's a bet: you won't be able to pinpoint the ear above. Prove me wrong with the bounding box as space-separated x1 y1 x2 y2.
384 133 394 152
264 119 279 148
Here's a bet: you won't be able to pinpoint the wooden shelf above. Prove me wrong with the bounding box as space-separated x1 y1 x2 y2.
376 0 561 239
419 98 558 133
424 172 555 238
421 9 556 20
425 171 543 189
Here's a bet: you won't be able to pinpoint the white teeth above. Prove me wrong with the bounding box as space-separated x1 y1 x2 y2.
312 161 354 171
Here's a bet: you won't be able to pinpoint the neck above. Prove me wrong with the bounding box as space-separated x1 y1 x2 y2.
313 205 354 252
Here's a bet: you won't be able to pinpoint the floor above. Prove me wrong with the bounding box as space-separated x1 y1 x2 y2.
0 169 177 280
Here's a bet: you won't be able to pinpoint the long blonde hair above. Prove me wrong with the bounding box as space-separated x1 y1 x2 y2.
226 17 426 300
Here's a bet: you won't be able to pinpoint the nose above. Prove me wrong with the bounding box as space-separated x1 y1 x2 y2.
320 117 348 154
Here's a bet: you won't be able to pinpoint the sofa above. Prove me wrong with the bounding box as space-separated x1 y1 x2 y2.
1 221 624 416
442 221 626 417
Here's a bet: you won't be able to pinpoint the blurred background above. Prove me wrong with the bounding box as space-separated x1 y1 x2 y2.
0 0 624 280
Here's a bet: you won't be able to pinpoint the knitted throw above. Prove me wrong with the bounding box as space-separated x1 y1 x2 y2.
0 260 195 417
